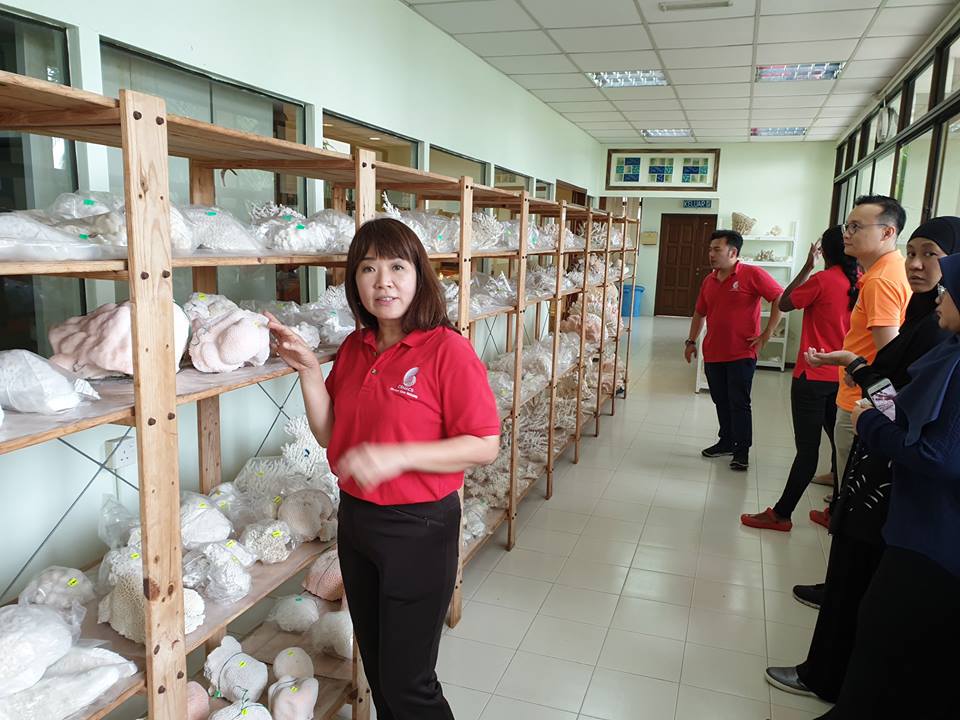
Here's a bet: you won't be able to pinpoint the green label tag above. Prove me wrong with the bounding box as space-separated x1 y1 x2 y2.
206 210 217 216
79 234 89 240
83 199 96 206
295 597 302 603
282 214 293 221
296 223 305 230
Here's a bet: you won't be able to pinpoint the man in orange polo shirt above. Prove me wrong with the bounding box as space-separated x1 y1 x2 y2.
685 230 784 471
809 196 911 528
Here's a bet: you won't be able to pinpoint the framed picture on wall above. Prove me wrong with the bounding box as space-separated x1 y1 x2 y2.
606 148 720 191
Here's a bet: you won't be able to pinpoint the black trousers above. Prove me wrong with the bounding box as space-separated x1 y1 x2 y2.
796 533 884 702
338 490 461 720
773 375 839 519
704 358 757 451
817 547 960 720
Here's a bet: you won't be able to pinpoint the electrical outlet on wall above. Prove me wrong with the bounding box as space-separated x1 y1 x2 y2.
105 436 137 469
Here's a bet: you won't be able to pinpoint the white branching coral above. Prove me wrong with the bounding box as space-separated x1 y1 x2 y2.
240 520 295 564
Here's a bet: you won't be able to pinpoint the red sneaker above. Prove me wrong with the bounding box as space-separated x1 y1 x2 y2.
810 507 831 529
741 508 792 532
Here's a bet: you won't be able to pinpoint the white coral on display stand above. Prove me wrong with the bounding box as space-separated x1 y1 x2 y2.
180 492 232 550
274 647 314 680
180 206 263 253
204 636 269 704
241 520 295 564
98 569 205 644
267 594 321 633
17 566 95 637
0 606 72 699
189 309 271 373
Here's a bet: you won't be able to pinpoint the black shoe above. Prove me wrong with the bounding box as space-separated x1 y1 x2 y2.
701 442 733 458
729 451 749 471
764 666 817 697
792 583 825 610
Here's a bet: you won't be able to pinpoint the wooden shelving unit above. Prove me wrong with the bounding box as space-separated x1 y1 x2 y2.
0 68 643 715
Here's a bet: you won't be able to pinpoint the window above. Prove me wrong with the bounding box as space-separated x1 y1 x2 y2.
895 129 934 241
428 147 486 183
101 44 307 302
0 12 81 355
936 114 960 216
948 36 960 98
866 113 881 155
855 162 871 200
873 150 895 196
910 63 935 124
494 168 531 192
535 180 553 200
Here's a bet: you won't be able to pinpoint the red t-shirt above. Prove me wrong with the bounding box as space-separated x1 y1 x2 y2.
791 265 855 382
325 326 500 505
695 262 784 363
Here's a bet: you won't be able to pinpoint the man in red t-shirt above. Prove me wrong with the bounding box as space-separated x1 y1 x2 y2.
685 230 784 471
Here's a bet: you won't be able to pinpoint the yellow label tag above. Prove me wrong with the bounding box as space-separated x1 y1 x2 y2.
271 530 282 538
287 650 294 656
218 501 228 509
226 540 236 548
238 660 246 668
241 710 248 716
67 577 79 587
198 292 207 300
130 552 140 559
256 471 264 477
291 686 299 693
273 495 282 505
198 502 208 509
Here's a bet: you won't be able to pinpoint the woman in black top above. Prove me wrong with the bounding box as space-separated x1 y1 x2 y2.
764 216 960 702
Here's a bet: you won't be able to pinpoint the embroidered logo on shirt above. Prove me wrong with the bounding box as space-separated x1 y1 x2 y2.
391 366 420 399
732 280 740 290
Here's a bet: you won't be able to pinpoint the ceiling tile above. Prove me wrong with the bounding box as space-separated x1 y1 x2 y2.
588 128 641 136
759 10 874 43
568 50 661 72
755 39 859 65
602 86 678 100
753 80 836 97
834 77 887 93
532 88 607 102
690 120 750 129
750 108 818 118
751 95 826 109
621 110 688 122
548 25 652 53
685 109 751 120
854 35 925 61
648 18 755 49
488 54 578 74
576 120 635 130
761 0 880 12
870 4 954 37
639 0 757 22
885 0 955 6
751 135 806 142
817 106 863 118
669 66 752 85
659 45 754 69
548 100 617 112
823 92 873 107
840 57 906 79
512 73 594 89
675 83 752 99
681 97 754 110
521 0 642 28
414 0 537 34
454 30 558 56
563 111 627 122
812 117 853 127
613 99 682 111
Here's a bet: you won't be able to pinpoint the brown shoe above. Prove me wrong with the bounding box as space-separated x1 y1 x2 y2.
811 472 834 487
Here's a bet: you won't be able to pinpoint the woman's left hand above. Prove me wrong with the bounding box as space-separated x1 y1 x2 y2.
851 401 873 435
338 443 409 490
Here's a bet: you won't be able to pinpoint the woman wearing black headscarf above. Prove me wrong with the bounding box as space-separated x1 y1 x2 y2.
813 249 960 719
765 216 960 703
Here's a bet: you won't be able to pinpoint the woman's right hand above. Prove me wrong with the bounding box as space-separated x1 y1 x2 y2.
805 348 857 368
266 312 320 375
804 240 822 270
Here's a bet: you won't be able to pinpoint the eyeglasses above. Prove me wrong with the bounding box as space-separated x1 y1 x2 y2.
843 222 891 235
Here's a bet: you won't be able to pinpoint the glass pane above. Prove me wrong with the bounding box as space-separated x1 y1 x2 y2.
936 114 960 216
849 131 861 164
835 180 849 225
494 169 530 192
948 37 960 98
428 147 485 213
895 128 934 241
867 114 880 154
0 13 81 354
910 63 934 124
535 180 553 199
873 150 895 196
855 163 871 199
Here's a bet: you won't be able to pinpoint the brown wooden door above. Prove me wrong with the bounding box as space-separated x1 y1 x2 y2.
654 213 716 316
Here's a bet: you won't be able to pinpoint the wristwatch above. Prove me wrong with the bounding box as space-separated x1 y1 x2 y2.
845 355 868 377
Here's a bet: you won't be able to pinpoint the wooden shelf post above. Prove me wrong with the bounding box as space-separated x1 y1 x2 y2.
573 213 592 464
545 202 567 499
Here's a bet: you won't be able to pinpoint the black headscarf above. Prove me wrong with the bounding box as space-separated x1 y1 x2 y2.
904 217 960 323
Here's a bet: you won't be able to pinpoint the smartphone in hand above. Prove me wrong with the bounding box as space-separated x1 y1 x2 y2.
866 378 897 421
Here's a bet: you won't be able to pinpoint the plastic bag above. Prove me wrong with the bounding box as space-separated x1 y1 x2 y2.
45 191 124 221
471 213 505 251
248 201 305 245
240 299 302 327
207 483 257 531
299 285 354 346
180 206 263 253
462 498 490 547
182 292 240 325
0 606 72 699
180 492 232 550
202 541 253 604
204 636 268 704
266 594 321 633
0 350 99 413
188 309 270 373
0 211 126 261
97 495 138 550
17 567 95 639
181 550 210 590
240 520 296 564
209 702 271 720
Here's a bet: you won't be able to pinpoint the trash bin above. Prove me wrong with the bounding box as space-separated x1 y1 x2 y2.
622 285 644 317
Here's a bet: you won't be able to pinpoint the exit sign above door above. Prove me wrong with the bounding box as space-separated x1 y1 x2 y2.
682 199 713 209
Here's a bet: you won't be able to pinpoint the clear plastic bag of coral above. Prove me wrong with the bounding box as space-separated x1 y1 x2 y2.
0 211 127 261
258 208 355 254
299 285 355 346
471 212 505 251
97 495 139 550
180 205 263 254
17 566 96 639
381 196 460 254
0 350 99 414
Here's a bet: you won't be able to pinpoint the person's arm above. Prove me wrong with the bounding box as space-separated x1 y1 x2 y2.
857 402 960 483
751 301 783 350
871 325 899 351
779 241 820 312
268 313 334 447
749 269 785 349
338 435 500 488
685 312 704 364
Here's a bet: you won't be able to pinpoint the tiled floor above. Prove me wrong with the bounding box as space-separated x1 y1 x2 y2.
346 317 837 720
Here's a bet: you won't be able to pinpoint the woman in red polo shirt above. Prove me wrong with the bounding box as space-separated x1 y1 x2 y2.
741 225 859 531
268 218 500 720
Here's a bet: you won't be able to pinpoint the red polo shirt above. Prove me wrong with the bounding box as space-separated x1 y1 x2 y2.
695 262 783 363
325 326 500 506
790 265 855 382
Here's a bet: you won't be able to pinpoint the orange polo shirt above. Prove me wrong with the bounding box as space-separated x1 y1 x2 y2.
836 250 911 411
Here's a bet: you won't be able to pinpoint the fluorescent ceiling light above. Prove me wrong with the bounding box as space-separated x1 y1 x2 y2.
756 62 844 82
641 128 692 138
659 0 732 10
751 127 807 137
587 70 667 88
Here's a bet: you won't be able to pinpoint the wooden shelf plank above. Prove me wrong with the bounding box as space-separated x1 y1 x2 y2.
0 348 339 456
470 305 515 323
